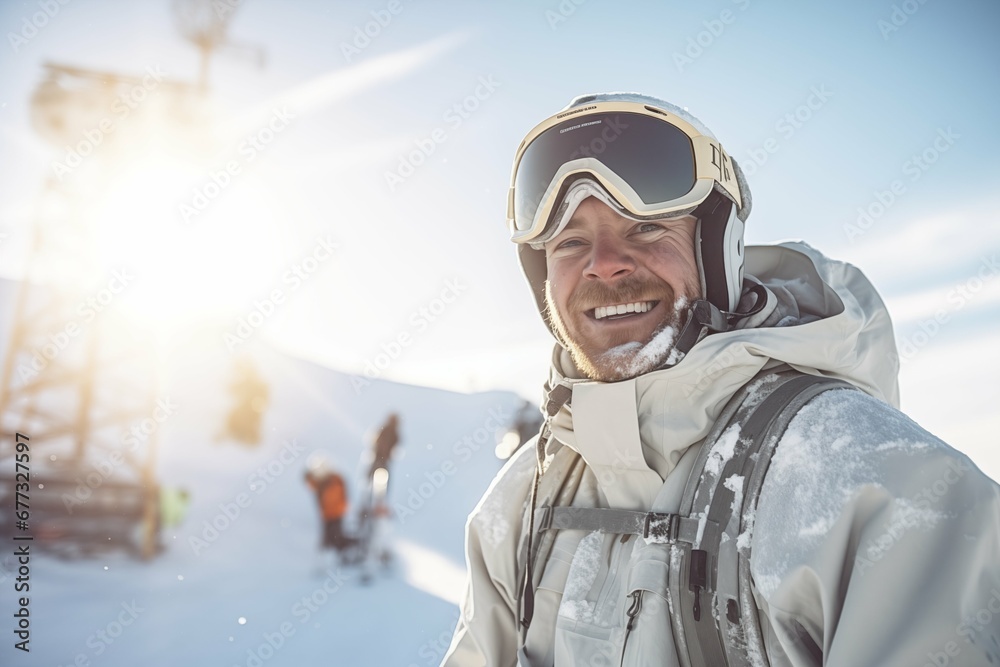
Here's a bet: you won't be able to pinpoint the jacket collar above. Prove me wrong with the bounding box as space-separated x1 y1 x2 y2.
535 243 900 510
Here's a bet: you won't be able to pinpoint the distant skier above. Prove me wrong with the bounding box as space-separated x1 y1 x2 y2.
513 400 543 450
216 357 270 446
304 458 356 566
159 487 191 530
152 486 191 554
367 412 401 494
497 400 545 459
347 414 402 577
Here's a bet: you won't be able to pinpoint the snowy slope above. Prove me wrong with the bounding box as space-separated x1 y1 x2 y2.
0 319 525 667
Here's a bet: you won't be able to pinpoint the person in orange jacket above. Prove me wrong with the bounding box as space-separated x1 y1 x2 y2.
304 459 356 560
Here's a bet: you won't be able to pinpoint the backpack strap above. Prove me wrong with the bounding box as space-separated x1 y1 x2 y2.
535 506 708 545
516 383 578 650
671 370 857 667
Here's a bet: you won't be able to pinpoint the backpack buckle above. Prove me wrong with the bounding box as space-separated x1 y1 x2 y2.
642 512 680 543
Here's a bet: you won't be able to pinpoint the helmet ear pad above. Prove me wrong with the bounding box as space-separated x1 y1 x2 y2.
518 242 551 327
694 155 750 312
694 191 745 312
517 243 576 350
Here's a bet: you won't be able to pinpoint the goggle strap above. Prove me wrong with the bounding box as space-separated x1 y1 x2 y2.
692 136 741 209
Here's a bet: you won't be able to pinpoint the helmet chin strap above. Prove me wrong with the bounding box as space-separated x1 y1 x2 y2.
670 299 730 362
664 283 769 367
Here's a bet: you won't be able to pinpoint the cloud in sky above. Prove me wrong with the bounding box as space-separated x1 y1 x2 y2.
229 31 471 137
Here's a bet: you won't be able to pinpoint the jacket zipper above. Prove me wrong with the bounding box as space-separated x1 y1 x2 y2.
596 533 631 612
620 590 644 666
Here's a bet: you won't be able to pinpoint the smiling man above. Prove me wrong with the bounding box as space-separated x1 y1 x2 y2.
442 93 1000 667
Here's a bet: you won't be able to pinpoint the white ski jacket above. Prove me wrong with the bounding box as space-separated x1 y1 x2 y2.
442 242 1000 667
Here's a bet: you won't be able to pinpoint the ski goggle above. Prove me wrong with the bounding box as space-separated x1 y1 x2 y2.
507 101 742 245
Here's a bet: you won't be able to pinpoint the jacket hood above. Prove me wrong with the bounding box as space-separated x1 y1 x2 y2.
541 241 899 509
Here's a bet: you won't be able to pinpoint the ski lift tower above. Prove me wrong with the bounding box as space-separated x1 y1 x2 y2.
0 0 260 559
172 0 266 91
0 65 202 560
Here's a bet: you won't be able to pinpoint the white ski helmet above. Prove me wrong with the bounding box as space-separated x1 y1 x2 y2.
306 451 336 476
507 92 753 340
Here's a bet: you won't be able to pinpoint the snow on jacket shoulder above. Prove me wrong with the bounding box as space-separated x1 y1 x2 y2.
752 387 1000 666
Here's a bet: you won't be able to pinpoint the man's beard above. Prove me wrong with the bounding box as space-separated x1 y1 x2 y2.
544 275 694 382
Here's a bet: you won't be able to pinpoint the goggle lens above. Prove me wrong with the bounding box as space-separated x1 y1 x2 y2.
513 112 697 234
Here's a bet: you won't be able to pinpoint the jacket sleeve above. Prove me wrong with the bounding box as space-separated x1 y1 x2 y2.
441 447 536 667
750 389 1000 667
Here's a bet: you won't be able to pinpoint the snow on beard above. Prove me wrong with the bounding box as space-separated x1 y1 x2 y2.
545 274 692 382
598 295 689 379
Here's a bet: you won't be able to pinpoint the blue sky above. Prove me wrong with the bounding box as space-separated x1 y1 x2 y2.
0 0 997 475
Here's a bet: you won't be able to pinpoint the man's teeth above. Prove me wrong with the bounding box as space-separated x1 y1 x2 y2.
594 301 654 320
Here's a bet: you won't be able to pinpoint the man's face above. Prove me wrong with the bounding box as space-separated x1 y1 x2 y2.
543 197 702 382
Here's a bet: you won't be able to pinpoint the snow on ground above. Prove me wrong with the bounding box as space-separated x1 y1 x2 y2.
0 322 524 667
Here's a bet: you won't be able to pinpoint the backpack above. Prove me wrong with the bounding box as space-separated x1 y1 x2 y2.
516 370 857 666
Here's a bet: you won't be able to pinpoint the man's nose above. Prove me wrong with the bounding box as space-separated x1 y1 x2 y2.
584 233 635 281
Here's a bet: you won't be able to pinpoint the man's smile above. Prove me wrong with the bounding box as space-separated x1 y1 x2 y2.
588 300 659 321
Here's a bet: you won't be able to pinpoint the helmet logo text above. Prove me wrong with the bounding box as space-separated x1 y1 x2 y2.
710 143 733 184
